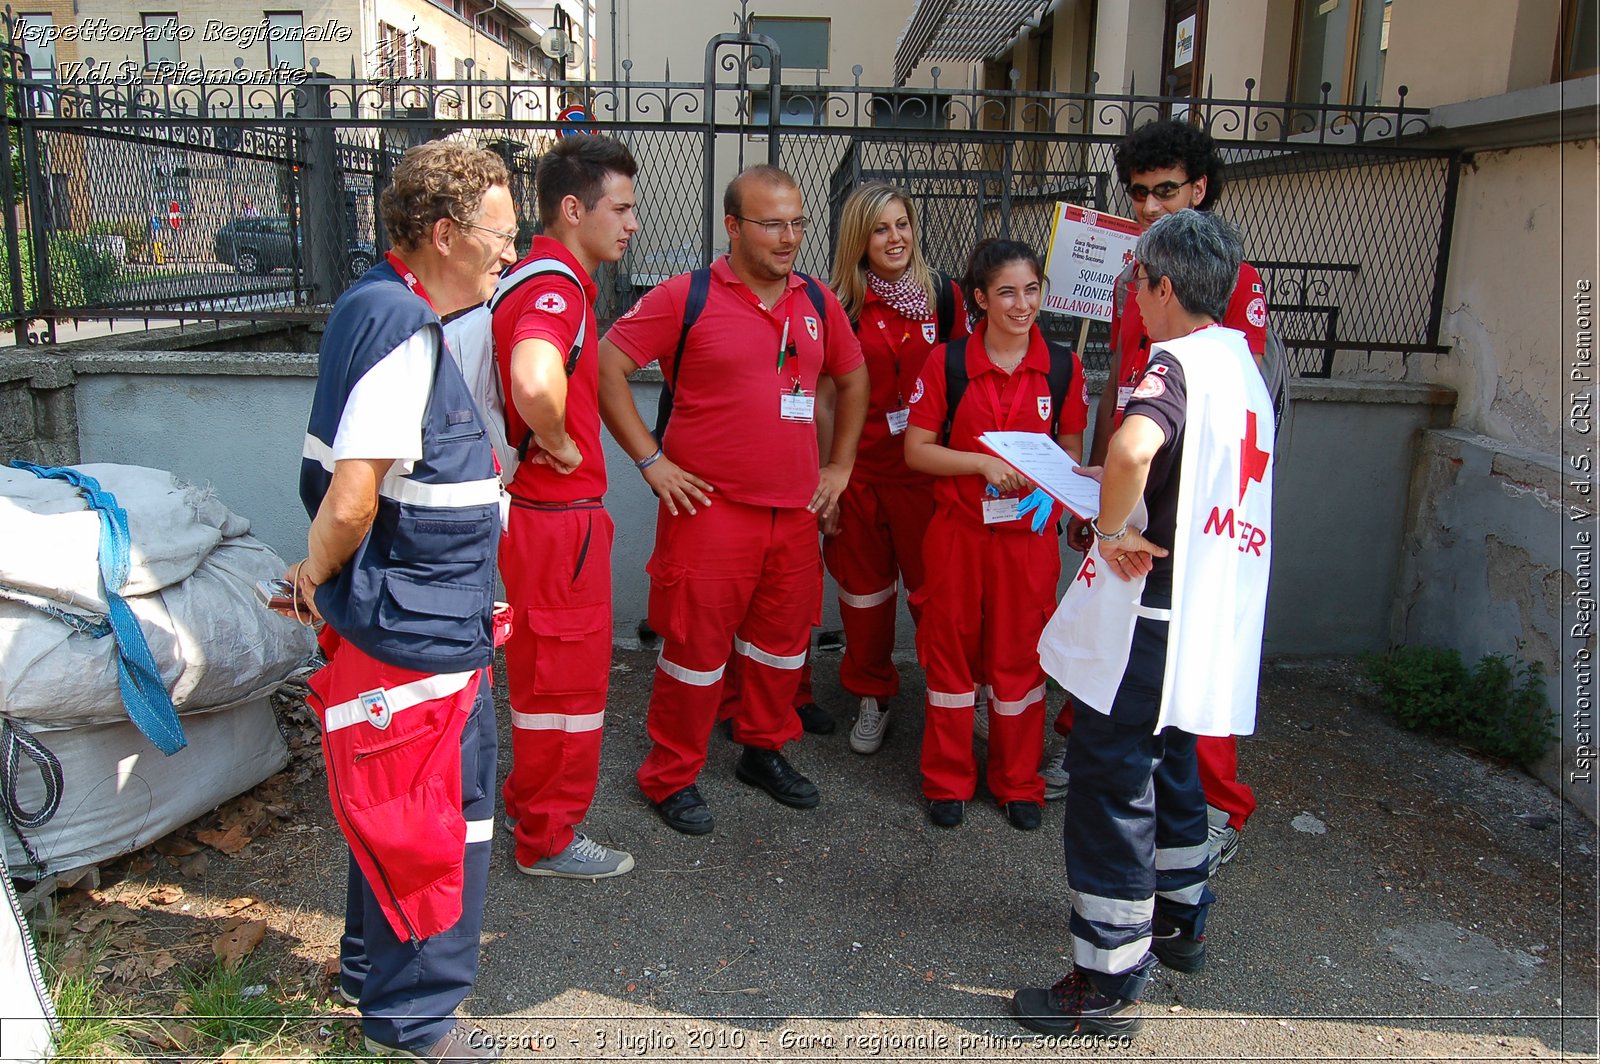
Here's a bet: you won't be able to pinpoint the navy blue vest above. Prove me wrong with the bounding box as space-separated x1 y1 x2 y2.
300 261 499 673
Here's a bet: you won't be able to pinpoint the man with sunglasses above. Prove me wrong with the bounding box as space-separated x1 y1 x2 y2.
599 165 869 835
491 134 640 881
1051 119 1267 874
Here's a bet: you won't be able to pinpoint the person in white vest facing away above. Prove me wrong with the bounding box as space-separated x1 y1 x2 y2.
1014 209 1277 1037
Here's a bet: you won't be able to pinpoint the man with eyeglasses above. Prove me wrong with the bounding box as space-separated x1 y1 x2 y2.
598 164 869 835
288 140 517 1062
1050 119 1268 875
490 134 640 882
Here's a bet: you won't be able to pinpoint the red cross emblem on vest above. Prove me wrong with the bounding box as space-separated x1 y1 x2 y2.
1239 409 1270 503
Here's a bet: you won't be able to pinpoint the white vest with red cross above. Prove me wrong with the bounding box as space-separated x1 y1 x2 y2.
1039 326 1275 737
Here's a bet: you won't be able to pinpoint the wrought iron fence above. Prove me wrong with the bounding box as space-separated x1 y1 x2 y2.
0 13 1459 376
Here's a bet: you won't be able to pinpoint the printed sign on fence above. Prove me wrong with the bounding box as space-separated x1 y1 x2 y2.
1041 203 1141 322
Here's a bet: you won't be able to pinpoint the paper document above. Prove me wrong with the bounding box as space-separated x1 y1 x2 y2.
977 431 1100 519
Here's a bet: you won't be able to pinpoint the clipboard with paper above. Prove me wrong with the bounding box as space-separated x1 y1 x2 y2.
976 430 1100 520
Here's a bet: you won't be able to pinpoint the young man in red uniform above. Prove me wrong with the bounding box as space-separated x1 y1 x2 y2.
493 135 639 879
598 165 869 835
1061 119 1267 868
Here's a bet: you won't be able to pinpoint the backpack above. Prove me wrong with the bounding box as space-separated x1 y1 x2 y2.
442 257 586 484
939 336 1078 446
653 267 829 441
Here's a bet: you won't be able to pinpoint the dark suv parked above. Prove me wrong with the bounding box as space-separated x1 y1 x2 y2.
213 216 375 279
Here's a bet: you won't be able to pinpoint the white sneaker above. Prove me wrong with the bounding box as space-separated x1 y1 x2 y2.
1041 745 1071 800
518 832 634 879
973 686 991 742
849 696 891 754
1206 805 1240 875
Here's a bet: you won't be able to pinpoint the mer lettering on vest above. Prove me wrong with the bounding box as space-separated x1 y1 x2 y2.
1202 506 1268 556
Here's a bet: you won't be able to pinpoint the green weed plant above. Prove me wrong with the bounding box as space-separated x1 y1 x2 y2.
1365 646 1554 767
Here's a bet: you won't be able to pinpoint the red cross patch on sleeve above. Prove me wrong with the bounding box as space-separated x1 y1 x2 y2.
535 292 568 315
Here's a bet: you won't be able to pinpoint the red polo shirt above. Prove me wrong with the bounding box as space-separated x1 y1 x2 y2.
907 320 1087 527
852 283 968 484
1111 259 1267 426
604 256 864 509
491 236 605 502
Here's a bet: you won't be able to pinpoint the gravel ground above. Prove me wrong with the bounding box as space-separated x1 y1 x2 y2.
58 650 1599 1061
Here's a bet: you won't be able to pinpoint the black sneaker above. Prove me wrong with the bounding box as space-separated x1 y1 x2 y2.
1011 970 1142 1036
794 702 835 735
1150 916 1207 973
652 784 715 835
1005 801 1043 831
734 746 820 808
366 1022 500 1061
927 799 964 828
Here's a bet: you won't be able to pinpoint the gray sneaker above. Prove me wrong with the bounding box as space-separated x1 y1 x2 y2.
1041 745 1071 800
1207 821 1240 876
849 696 891 754
366 1022 499 1062
518 832 634 880
973 686 991 742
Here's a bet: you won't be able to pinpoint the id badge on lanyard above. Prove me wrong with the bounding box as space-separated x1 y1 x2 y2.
777 313 815 422
876 317 912 434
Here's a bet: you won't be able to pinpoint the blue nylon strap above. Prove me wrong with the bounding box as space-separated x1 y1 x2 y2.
9 462 188 754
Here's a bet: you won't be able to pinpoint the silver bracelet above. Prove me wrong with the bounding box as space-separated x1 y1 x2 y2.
635 446 663 471
1091 518 1129 542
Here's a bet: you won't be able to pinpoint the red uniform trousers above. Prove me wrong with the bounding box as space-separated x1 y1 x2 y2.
1053 702 1256 828
717 554 819 720
637 499 820 802
916 511 1059 804
499 503 613 865
823 476 934 699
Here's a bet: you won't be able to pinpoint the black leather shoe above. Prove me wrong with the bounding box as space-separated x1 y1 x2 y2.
794 702 835 735
928 799 964 828
734 746 820 808
653 785 714 835
1006 801 1043 831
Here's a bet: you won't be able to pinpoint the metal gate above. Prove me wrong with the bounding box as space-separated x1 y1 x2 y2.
1 10 1460 376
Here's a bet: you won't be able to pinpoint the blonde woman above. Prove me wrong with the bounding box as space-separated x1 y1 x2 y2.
824 182 965 755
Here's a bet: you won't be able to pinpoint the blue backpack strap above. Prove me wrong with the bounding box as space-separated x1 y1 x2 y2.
8 462 188 755
934 272 957 342
798 271 827 321
653 266 712 442
939 337 970 447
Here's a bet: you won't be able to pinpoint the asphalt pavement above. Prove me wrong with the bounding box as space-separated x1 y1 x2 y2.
399 648 1600 1062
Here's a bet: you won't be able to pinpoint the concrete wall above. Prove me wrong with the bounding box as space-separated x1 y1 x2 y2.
1394 428 1588 814
1384 0 1563 110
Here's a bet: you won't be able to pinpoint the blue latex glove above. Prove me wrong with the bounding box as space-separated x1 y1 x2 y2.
1016 488 1054 534
985 484 1001 497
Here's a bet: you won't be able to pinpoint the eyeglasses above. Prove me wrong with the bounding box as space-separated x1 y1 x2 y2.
458 220 517 252
735 215 809 237
1124 178 1193 203
1132 267 1156 290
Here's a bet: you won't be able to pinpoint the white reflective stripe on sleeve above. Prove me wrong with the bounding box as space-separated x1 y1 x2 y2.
990 683 1046 716
304 431 500 509
1157 882 1209 906
1133 603 1173 621
927 688 977 708
1072 933 1153 975
733 637 807 670
838 580 898 609
322 670 478 733
511 710 606 733
656 649 726 687
1072 890 1154 926
464 817 494 844
1154 842 1209 870
303 432 336 469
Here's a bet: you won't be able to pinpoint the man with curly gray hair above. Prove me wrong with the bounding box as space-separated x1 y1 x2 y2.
285 139 517 1062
